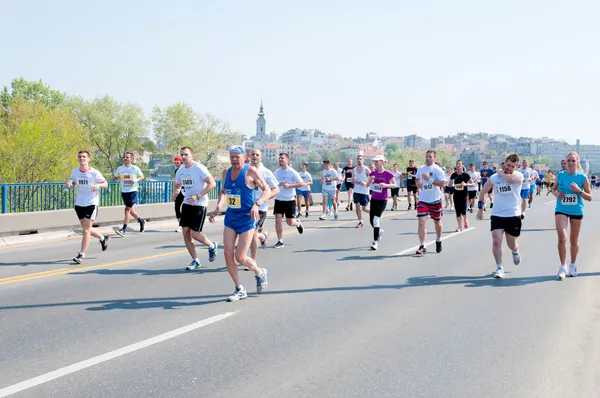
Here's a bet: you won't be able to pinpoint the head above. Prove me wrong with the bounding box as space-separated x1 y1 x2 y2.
347 159 353 167
245 149 251 163
174 156 182 168
393 163 398 171
77 150 90 168
278 153 289 168
322 160 331 170
482 161 488 169
566 152 581 171
446 166 453 174
469 163 475 172
250 149 263 167
456 160 464 169
228 145 246 168
123 152 133 166
425 150 436 166
373 155 385 170
357 155 364 166
409 159 414 167
504 154 519 174
456 163 465 173
522 159 529 169
368 163 375 171
334 162 339 170
180 147 194 166
301 163 308 172
560 159 567 170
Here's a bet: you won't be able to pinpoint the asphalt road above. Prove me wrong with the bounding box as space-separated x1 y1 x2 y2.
1 195 600 397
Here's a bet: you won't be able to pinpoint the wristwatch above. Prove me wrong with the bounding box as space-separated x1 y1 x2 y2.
255 201 262 207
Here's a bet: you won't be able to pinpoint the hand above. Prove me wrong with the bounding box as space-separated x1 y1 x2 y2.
186 195 198 205
248 204 259 221
557 192 565 200
90 185 99 192
359 181 366 186
570 182 581 193
422 173 430 181
461 182 466 186
417 180 422 189
282 183 290 189
170 191 180 201
476 209 484 220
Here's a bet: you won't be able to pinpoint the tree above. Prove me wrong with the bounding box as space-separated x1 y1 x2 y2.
193 113 242 170
1 78 67 118
385 143 398 159
152 102 197 154
0 101 88 183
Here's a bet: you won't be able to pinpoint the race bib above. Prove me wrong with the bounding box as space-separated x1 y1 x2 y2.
408 175 414 180
371 183 383 193
562 194 577 205
123 174 134 185
454 184 464 191
227 194 241 209
496 184 512 195
422 183 433 191
325 181 332 186
346 178 352 183
181 175 193 187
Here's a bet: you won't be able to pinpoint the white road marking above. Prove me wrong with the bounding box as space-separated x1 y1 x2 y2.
0 311 238 397
544 200 555 205
394 227 477 256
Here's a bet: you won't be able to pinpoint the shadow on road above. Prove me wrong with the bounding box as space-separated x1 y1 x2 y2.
69 267 228 276
521 228 555 233
0 259 93 267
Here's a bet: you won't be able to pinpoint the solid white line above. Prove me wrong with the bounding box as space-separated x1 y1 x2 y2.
0 311 237 397
544 200 555 205
393 227 477 256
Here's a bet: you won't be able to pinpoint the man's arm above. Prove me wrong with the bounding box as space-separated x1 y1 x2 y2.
249 167 271 204
210 169 228 216
496 170 523 184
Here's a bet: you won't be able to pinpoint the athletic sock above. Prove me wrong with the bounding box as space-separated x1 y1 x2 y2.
194 257 199 263
420 242 425 246
99 235 105 242
436 238 441 243
122 224 127 231
79 252 85 257
496 263 503 270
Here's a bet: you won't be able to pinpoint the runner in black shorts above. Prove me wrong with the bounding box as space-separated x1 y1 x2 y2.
406 160 418 210
342 159 355 211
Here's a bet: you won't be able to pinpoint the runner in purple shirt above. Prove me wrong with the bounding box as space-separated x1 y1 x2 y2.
366 155 397 250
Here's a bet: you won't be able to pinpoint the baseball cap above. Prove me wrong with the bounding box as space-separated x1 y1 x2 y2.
229 145 245 154
372 155 385 161
173 156 182 162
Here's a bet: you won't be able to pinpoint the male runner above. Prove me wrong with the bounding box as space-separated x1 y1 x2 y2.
296 163 312 218
114 152 146 236
528 165 539 208
516 159 532 219
476 154 524 279
353 154 371 228
390 163 404 211
544 170 554 195
415 150 446 255
273 153 304 248
209 146 271 301
450 161 473 231
319 160 340 220
66 150 109 264
171 147 218 270
467 163 481 213
406 160 419 210
249 149 279 256
480 161 495 208
366 155 396 250
334 162 343 207
343 159 355 211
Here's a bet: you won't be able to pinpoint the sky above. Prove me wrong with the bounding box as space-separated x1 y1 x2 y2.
2 0 599 144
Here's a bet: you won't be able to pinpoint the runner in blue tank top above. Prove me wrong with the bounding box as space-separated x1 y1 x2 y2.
209 146 272 302
551 152 593 280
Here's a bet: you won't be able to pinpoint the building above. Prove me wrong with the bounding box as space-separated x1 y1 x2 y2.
255 101 267 141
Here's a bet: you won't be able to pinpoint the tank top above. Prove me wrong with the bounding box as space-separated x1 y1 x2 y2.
354 166 369 195
224 164 254 214
555 170 587 216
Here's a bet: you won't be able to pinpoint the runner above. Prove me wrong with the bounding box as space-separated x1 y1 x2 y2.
406 159 419 210
476 154 524 279
366 155 396 250
528 165 539 207
352 154 371 228
334 162 343 207
208 146 270 301
390 163 403 211
415 150 446 255
343 159 355 211
296 163 312 218
173 156 184 232
551 152 592 280
467 163 481 213
544 170 554 195
449 161 473 232
443 167 454 209
591 174 597 190
535 171 544 196
171 147 218 270
273 153 304 248
319 160 341 220
480 161 495 209
113 152 146 236
66 150 109 264
249 149 279 258
516 159 532 219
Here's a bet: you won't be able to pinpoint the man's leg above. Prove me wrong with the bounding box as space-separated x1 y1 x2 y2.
235 229 263 276
296 195 302 216
434 219 443 239
491 229 504 265
80 218 92 254
505 233 519 253
275 214 284 240
182 228 198 259
418 217 427 244
129 205 141 220
190 230 213 246
124 207 131 225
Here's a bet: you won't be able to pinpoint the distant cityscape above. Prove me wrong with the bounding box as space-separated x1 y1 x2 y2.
237 102 599 174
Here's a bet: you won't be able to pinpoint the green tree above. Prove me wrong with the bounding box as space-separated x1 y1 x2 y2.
151 102 197 154
1 78 67 118
385 143 398 159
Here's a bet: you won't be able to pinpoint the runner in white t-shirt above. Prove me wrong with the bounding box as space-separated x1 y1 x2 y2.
320 160 341 220
476 154 524 279
415 150 446 255
528 166 539 208
113 152 146 236
66 150 109 264
296 163 313 218
272 153 305 248
390 164 404 211
249 149 280 256
171 147 219 270
516 159 532 219
352 154 371 228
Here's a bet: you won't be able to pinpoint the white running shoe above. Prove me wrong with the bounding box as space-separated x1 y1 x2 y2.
176 226 182 233
493 268 505 279
512 251 521 266
557 266 567 281
227 286 248 302
319 214 327 220
569 264 578 277
186 259 202 271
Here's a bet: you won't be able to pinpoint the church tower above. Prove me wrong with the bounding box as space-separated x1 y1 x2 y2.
256 100 266 140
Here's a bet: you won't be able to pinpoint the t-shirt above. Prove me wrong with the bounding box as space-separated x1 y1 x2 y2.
391 170 402 187
369 169 395 201
545 173 554 183
322 168 340 192
490 171 524 218
406 167 418 186
254 163 279 212
467 171 480 192
416 164 445 203
70 167 106 207
480 168 495 182
517 167 531 188
342 166 354 184
353 166 370 195
114 165 144 193
555 170 587 216
274 167 303 201
298 171 312 192
334 168 342 185
529 169 539 185
174 161 212 207
450 172 471 196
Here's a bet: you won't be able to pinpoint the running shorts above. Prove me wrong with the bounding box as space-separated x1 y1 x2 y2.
490 215 522 237
391 187 400 197
295 189 310 199
224 211 256 234
121 191 138 207
273 200 296 219
520 188 529 199
353 192 370 206
180 204 207 232
417 200 443 220
75 205 98 221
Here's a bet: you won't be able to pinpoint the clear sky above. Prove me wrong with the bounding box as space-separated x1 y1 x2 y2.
2 0 599 144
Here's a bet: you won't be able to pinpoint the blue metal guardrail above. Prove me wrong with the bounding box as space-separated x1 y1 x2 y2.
0 178 408 214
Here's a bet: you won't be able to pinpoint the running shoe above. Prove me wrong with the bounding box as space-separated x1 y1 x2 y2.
569 264 578 277
139 219 146 233
273 241 285 249
334 211 339 220
370 241 378 250
346 205 350 211
490 201 494 209
261 231 269 248
493 268 505 279
256 268 268 294
407 204 412 210
512 251 521 266
296 220 304 234
227 286 248 302
350 203 353 211
356 221 364 228
463 223 469 229
319 214 327 220
305 211 309 218
114 228 125 237
208 242 218 262
73 253 85 264
455 227 463 232
521 214 525 220
100 235 109 251
186 259 202 271
557 266 567 281
435 240 442 253
416 245 427 255
295 212 302 218
176 226 182 233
